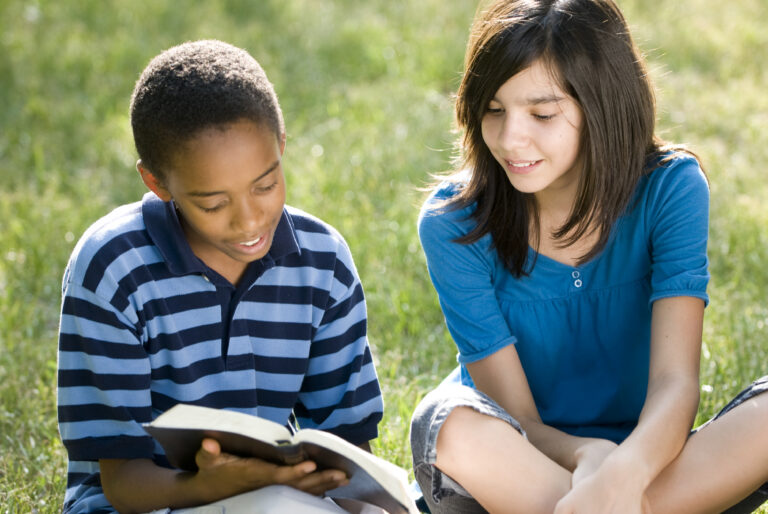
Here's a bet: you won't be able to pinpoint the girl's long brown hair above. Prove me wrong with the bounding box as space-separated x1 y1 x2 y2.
446 0 686 277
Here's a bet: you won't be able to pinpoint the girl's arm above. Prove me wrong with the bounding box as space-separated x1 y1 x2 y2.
467 344 617 472
612 295 703 486
554 295 703 513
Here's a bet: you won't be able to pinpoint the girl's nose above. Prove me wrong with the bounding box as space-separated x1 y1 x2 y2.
499 114 530 151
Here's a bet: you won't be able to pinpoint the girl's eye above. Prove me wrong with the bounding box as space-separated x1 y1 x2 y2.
486 107 504 115
533 113 555 121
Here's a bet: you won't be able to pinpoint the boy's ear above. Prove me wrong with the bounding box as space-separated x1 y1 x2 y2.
279 132 286 155
137 160 172 202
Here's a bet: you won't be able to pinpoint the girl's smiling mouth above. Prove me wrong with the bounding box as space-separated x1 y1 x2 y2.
505 159 542 174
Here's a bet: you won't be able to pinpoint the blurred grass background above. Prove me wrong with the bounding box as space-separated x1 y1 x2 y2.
0 0 766 511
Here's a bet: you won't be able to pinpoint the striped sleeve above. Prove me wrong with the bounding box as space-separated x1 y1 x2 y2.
57 276 155 462
294 237 383 445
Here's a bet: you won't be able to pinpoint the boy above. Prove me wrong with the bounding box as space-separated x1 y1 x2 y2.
57 40 383 513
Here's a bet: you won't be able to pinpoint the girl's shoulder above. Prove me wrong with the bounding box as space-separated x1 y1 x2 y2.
638 150 708 201
630 151 709 221
425 170 471 202
418 170 479 241
421 169 474 214
645 150 707 186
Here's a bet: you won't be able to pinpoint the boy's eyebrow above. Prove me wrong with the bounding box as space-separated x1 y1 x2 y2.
186 160 281 197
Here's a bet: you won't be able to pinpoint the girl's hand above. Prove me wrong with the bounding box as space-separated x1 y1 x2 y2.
554 453 651 514
571 438 617 486
193 438 349 499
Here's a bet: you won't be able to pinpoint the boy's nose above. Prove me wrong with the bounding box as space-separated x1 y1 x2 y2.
232 199 263 233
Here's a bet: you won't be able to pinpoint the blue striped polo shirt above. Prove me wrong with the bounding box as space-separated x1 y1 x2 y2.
57 192 383 513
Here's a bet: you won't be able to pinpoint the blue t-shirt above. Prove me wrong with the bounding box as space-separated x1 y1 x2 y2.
419 155 709 443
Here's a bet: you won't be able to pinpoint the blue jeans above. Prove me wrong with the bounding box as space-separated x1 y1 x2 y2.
410 375 768 514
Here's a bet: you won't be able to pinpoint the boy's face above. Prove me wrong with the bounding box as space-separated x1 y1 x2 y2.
140 120 286 284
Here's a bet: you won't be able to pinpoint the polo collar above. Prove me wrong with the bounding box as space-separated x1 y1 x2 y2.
141 192 300 277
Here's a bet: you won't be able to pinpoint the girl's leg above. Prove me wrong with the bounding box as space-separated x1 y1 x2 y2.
436 406 571 513
646 379 768 514
410 385 569 514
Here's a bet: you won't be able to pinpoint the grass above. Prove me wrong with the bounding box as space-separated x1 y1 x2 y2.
0 0 766 511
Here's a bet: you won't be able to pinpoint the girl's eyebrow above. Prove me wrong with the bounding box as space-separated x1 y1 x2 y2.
186 160 281 197
526 94 564 105
489 94 565 106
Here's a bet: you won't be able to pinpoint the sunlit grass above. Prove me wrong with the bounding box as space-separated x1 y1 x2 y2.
0 0 765 511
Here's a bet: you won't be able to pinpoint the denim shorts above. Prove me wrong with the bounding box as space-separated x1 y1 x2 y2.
410 375 768 514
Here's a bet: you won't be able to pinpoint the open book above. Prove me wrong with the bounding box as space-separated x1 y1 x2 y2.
144 404 418 514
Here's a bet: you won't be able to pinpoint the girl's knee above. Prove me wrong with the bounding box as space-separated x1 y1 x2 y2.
434 407 479 474
732 384 768 425
435 406 523 472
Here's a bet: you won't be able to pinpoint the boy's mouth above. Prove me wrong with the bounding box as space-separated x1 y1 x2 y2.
240 236 263 247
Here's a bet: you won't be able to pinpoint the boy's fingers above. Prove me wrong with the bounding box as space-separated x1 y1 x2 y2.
201 438 221 455
287 468 349 494
271 460 317 483
195 438 223 469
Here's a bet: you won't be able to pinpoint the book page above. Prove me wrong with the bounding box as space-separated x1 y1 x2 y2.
294 430 415 514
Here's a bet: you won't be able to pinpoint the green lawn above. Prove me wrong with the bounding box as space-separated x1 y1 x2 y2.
1 0 766 511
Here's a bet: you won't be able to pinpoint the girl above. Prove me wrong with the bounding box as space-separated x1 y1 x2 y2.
409 0 768 513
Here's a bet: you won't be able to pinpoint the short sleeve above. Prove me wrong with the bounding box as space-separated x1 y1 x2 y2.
295 236 383 445
57 279 155 462
418 188 517 364
646 156 710 305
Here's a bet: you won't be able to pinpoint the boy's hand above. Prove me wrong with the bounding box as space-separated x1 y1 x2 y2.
194 438 349 498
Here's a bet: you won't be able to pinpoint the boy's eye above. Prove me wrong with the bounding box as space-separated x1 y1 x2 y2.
254 182 278 193
486 106 504 115
199 203 225 213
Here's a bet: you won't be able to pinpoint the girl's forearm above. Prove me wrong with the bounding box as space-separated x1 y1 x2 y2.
609 373 700 487
519 417 614 472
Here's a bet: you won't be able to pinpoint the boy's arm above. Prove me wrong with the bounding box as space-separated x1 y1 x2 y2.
295 237 383 444
100 438 348 513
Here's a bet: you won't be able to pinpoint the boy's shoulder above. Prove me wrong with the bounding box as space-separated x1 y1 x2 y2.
284 204 350 254
64 200 150 288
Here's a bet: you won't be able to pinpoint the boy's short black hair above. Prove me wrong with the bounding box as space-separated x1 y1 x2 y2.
130 39 284 181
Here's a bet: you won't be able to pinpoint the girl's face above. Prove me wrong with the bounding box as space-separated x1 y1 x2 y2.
481 59 583 203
